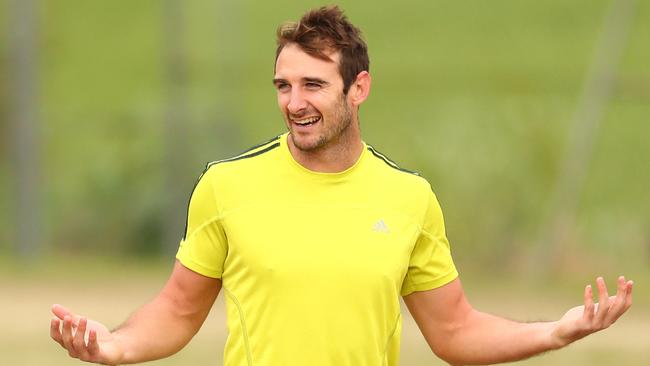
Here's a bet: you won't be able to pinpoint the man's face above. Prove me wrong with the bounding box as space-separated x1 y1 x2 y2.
273 43 354 152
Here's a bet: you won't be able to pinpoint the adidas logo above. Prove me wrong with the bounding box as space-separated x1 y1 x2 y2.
372 219 389 233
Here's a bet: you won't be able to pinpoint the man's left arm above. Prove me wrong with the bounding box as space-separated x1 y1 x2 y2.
403 276 633 365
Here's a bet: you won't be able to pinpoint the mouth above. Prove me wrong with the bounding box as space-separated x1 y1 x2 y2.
291 115 321 126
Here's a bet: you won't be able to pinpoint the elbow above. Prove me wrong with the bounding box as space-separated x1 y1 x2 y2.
428 309 479 366
426 330 464 365
431 347 464 366
434 347 480 366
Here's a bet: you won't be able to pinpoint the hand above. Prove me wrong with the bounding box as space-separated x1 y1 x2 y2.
552 276 633 348
50 304 124 365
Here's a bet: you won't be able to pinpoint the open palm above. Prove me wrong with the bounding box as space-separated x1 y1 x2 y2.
552 276 633 347
50 304 124 365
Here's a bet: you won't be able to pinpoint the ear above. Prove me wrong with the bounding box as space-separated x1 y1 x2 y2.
348 71 371 107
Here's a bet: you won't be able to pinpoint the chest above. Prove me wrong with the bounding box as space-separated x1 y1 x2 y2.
220 202 419 289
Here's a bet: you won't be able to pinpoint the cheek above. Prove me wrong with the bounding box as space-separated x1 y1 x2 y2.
306 97 325 113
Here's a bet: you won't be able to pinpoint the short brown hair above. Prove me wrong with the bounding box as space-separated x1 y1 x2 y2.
275 5 369 95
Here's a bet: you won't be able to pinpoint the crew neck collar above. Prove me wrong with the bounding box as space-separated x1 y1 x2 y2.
281 133 367 177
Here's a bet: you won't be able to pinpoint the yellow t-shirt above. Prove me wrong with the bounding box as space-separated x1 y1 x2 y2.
176 133 458 366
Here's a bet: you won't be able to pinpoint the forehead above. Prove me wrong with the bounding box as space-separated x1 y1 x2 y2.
274 43 341 82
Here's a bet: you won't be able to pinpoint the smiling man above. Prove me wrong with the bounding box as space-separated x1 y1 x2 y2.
50 6 633 366
273 23 368 172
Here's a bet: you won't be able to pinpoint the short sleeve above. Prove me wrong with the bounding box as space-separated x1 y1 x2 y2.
401 188 458 296
176 166 228 278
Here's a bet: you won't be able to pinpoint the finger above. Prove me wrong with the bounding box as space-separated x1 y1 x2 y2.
583 284 595 321
615 276 626 300
608 276 626 310
73 317 88 355
87 329 100 356
52 304 78 323
605 276 635 325
62 316 77 357
594 277 610 324
624 280 634 310
50 318 64 346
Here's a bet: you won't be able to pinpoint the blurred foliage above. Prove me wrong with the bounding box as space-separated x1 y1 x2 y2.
1 0 648 274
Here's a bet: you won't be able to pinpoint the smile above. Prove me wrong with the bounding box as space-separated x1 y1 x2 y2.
292 116 321 126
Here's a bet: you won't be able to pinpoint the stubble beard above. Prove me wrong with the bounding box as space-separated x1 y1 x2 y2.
290 97 354 152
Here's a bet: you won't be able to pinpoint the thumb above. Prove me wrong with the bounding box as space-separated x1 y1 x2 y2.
51 304 78 323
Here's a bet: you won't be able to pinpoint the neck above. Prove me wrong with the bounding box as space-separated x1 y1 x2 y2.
287 128 364 173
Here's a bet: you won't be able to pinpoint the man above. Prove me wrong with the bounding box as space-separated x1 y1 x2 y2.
50 6 633 365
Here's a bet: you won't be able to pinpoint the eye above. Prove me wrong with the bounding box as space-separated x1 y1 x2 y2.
275 83 290 93
305 82 321 90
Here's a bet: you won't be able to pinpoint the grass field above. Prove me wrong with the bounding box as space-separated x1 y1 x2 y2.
1 258 647 365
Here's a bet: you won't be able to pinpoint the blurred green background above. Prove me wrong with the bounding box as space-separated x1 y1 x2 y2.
1 0 648 365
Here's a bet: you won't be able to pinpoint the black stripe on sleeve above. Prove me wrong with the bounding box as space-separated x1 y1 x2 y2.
235 134 282 156
216 142 280 164
367 145 420 176
181 138 281 241
181 166 211 241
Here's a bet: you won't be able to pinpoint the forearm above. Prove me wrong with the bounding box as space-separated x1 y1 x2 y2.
111 292 207 364
436 309 561 365
50 262 221 365
406 277 633 366
109 262 220 364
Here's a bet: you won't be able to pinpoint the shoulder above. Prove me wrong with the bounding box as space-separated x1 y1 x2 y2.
199 134 283 181
208 134 282 170
365 143 431 193
363 143 436 221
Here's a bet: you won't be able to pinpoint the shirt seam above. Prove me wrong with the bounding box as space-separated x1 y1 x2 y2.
224 287 253 366
402 268 458 296
185 214 225 242
175 254 223 279
383 311 401 366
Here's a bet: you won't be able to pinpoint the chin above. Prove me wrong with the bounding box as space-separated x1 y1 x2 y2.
290 133 324 152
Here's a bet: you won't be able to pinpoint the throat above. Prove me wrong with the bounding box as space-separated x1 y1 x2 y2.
288 134 364 173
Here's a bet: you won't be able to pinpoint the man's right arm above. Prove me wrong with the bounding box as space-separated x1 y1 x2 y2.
50 260 221 365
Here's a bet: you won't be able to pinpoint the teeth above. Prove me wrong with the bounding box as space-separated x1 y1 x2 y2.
293 116 320 125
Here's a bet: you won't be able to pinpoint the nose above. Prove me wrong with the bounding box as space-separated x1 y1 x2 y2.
287 89 307 115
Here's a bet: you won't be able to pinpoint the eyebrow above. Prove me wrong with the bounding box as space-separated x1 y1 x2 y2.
272 78 287 86
272 77 330 86
303 77 329 85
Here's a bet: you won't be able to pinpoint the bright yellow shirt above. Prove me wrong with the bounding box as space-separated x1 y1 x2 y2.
176 133 458 366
